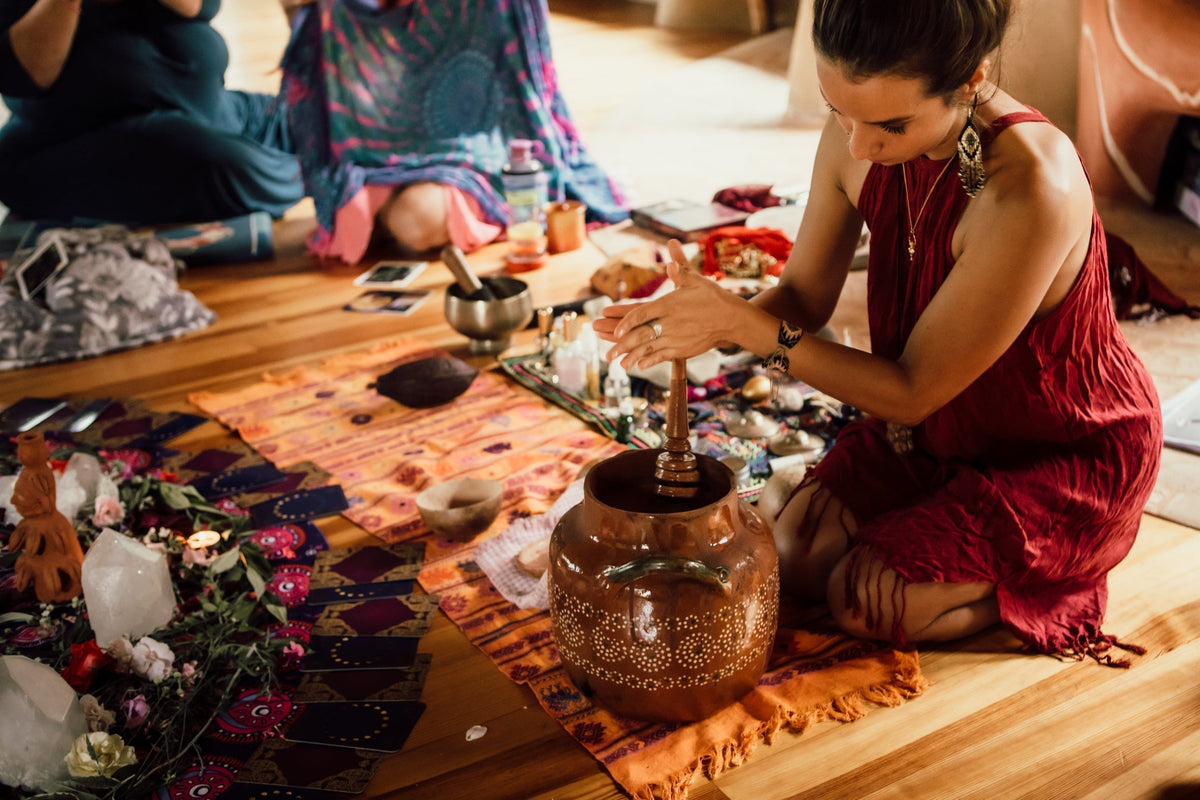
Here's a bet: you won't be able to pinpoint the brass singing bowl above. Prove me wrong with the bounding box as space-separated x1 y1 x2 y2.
444 277 533 355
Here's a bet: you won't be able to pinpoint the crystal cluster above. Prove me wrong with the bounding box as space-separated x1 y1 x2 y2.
0 656 87 790
81 529 176 648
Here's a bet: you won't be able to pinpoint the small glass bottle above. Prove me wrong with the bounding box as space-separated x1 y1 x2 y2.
603 359 631 417
579 321 602 401
535 306 554 369
553 311 587 394
501 139 548 273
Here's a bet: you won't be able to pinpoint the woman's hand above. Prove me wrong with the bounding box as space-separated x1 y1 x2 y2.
593 239 750 370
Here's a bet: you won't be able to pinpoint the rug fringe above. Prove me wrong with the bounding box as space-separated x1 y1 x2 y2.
629 663 929 799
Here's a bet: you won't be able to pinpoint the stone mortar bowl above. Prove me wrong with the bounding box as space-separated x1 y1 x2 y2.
416 477 503 539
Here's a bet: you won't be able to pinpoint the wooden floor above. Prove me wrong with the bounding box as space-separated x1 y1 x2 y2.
6 2 1200 798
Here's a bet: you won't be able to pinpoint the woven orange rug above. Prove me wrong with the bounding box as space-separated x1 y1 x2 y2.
190 338 926 799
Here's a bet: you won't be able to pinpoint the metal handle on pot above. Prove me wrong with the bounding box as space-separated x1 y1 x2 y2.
603 555 730 594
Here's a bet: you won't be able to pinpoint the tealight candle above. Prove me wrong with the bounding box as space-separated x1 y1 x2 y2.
187 530 222 549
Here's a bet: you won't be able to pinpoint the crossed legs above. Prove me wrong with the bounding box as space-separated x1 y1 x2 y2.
774 477 1000 644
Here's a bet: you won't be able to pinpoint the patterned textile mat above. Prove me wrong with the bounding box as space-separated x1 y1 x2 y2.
189 338 926 800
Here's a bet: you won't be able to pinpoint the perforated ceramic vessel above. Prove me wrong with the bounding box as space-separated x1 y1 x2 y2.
548 360 779 722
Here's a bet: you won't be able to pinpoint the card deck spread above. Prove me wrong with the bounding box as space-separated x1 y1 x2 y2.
301 635 419 672
283 700 426 752
305 579 416 606
249 485 349 527
310 595 440 638
343 289 430 316
310 542 425 588
290 655 432 703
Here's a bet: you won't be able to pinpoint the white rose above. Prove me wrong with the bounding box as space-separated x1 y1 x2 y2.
130 636 175 683
64 732 137 778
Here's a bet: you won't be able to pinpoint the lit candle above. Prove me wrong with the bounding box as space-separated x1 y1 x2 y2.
186 530 221 549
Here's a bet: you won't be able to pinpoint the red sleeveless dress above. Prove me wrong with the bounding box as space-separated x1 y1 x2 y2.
810 110 1163 657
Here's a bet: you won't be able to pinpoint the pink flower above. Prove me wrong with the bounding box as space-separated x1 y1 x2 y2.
182 547 214 568
122 694 149 729
92 496 125 527
180 662 198 683
281 641 306 668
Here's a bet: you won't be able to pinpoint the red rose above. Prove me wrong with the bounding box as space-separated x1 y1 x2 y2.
61 640 111 693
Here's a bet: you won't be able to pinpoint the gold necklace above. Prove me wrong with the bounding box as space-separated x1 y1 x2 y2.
901 158 954 260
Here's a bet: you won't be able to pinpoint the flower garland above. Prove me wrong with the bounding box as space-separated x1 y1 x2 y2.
0 439 303 800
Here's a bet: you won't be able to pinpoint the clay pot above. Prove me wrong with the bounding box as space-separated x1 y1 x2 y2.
548 448 778 722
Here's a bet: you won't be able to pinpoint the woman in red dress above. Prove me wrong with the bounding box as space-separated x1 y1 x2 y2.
594 0 1162 663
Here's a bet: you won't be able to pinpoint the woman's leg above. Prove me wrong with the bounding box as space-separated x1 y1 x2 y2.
772 476 859 602
377 182 450 254
827 548 1000 644
0 111 304 223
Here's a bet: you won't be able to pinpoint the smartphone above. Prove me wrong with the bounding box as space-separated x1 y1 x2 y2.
353 260 427 288
15 235 69 301
0 397 68 432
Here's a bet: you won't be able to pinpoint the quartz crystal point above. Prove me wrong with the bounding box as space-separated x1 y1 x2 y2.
81 529 176 648
0 655 87 790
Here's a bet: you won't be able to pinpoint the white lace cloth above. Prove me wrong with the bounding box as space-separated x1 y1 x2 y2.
473 479 584 610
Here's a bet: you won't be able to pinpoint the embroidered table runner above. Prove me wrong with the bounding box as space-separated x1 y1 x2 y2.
190 338 926 799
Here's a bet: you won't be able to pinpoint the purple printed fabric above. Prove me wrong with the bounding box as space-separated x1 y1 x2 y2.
280 0 628 239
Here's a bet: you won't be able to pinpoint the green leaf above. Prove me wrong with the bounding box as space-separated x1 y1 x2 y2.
262 595 288 625
158 483 194 511
209 546 242 574
246 565 266 597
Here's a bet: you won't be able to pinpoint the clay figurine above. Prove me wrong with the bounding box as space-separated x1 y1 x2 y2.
9 432 85 603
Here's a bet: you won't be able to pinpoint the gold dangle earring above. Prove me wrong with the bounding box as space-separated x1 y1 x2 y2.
957 94 986 198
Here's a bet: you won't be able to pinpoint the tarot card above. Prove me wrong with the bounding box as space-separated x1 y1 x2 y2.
124 412 208 447
190 463 288 500
310 594 440 638
310 542 426 588
219 784 351 800
290 655 432 702
14 234 69 301
234 461 332 508
248 485 349 527
0 397 68 433
305 579 416 606
353 260 427 288
237 737 389 794
343 289 430 315
301 634 419 672
283 700 425 752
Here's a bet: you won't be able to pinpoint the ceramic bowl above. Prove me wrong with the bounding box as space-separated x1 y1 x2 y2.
416 478 503 538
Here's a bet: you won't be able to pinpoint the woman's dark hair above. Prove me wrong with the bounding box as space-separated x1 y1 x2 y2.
812 0 1012 99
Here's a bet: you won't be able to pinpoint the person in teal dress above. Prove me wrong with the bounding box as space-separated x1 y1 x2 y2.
0 0 304 224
